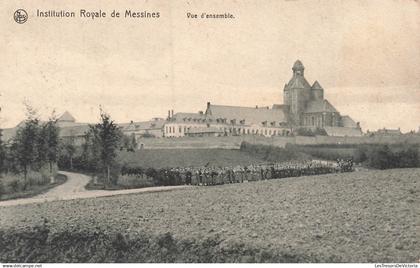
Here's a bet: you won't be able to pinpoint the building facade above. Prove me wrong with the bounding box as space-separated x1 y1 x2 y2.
163 60 362 138
164 105 291 138
120 118 165 139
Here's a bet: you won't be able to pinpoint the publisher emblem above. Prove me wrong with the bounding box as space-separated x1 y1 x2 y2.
14 9 28 24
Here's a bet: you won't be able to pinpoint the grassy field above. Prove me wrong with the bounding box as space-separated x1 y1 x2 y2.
118 149 268 168
0 168 418 262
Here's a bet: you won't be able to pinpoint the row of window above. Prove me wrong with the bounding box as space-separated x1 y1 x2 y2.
231 128 290 136
303 114 340 127
177 118 286 127
165 125 291 136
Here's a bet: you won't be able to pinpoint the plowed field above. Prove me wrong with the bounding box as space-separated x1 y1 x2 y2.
0 168 418 262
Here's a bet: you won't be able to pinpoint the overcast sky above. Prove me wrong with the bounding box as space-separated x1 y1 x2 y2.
1 0 419 132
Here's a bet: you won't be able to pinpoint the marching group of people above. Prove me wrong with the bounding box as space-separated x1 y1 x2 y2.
121 158 354 187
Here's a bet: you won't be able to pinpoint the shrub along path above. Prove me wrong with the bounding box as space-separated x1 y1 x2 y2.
0 171 190 207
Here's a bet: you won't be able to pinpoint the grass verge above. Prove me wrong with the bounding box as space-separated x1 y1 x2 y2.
0 174 67 201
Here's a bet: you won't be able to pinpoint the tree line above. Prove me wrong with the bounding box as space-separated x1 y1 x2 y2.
0 106 59 188
0 106 127 191
356 144 420 169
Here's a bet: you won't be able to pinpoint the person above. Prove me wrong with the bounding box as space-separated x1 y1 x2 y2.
203 168 209 186
229 168 235 183
243 166 249 182
198 169 203 185
186 170 192 185
270 166 275 180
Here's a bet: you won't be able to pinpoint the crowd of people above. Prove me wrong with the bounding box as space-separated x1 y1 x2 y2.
121 158 354 187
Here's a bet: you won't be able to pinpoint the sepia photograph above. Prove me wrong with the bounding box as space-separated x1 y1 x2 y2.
0 0 419 265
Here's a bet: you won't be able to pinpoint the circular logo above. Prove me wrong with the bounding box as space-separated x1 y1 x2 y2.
14 9 28 24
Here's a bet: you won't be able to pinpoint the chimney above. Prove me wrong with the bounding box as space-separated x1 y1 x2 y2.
207 102 211 109
256 105 258 109
168 110 171 119
171 110 174 117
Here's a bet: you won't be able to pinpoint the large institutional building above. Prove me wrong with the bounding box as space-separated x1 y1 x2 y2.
164 60 362 138
2 60 362 143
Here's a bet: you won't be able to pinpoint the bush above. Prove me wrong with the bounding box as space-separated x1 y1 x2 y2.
240 142 308 162
27 171 50 186
358 144 420 169
118 175 155 189
0 182 4 197
8 179 20 193
294 128 315 137
140 133 156 138
314 127 328 136
288 144 357 162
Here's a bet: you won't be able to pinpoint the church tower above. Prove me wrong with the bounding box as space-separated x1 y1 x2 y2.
283 60 311 125
311 81 324 100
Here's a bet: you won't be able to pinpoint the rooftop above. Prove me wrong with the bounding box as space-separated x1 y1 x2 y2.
304 100 338 113
58 111 76 122
206 103 287 126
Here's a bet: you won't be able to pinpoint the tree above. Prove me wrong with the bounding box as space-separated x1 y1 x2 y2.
367 145 392 169
0 129 5 173
80 128 101 172
130 133 138 150
120 133 138 152
0 106 4 174
39 114 60 182
63 141 76 170
5 140 19 173
87 109 123 185
13 116 41 184
10 103 60 185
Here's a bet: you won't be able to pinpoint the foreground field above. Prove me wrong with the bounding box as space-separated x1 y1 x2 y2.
0 168 419 262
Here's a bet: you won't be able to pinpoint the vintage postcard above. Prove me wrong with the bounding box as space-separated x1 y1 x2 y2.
0 0 419 265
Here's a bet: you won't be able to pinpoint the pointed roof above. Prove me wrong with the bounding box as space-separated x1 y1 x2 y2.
286 76 311 89
341 115 357 128
292 60 304 71
311 81 323 90
58 111 76 122
304 100 338 113
285 60 311 90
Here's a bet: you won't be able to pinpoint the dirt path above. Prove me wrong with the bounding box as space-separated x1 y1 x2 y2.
0 171 190 207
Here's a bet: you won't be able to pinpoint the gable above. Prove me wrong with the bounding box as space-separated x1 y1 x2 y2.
285 75 311 90
58 111 76 122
